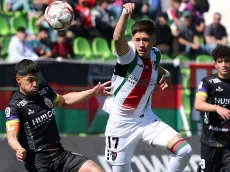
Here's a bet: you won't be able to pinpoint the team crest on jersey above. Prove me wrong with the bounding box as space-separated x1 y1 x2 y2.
44 97 53 108
111 151 117 161
5 107 10 117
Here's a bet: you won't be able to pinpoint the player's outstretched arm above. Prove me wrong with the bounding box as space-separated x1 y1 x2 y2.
55 81 113 107
113 3 134 56
6 122 26 162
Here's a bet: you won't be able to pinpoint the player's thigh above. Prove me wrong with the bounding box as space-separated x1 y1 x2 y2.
32 161 54 172
221 147 230 172
57 150 89 172
197 144 221 172
142 120 179 150
79 160 104 172
105 125 142 165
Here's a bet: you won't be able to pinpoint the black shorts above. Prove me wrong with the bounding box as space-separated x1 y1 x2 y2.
197 143 230 172
25 150 89 172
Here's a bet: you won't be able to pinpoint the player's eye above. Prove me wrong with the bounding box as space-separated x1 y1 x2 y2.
217 59 223 63
224 59 229 63
142 38 150 42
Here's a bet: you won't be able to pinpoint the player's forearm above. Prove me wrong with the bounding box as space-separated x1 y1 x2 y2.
113 9 129 41
7 135 24 152
62 89 94 106
216 37 228 45
195 101 217 112
158 65 170 76
178 37 192 46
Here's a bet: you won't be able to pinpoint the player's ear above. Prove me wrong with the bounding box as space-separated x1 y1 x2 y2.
214 62 217 69
16 75 21 85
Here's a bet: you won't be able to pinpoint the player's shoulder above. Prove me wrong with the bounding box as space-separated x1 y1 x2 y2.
202 74 220 84
37 84 53 96
7 91 23 108
151 47 161 62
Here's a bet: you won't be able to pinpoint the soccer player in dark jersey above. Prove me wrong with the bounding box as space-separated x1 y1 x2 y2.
195 45 230 172
5 59 112 172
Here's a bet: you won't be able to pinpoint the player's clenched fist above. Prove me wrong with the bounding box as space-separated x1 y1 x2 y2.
122 3 135 15
16 148 26 162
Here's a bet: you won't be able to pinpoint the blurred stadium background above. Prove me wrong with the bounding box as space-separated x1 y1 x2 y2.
0 0 229 171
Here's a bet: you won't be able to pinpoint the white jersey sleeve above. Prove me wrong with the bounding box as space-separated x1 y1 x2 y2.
114 41 136 65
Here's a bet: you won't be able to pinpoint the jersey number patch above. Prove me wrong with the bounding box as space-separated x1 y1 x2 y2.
108 136 119 149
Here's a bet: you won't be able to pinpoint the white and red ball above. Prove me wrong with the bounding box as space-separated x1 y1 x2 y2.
45 1 74 30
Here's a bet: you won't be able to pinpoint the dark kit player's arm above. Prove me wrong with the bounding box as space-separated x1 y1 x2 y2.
195 95 230 120
6 122 26 161
55 81 113 107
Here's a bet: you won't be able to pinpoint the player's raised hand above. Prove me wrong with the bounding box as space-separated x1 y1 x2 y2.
93 81 113 97
159 75 171 90
216 106 230 120
16 148 26 162
123 2 135 16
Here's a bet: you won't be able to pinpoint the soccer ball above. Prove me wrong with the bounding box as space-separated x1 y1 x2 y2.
45 1 74 30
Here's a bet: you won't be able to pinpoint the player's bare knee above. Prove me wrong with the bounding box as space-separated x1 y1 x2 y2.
79 160 104 172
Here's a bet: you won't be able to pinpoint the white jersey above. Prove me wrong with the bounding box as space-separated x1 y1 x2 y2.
102 41 161 121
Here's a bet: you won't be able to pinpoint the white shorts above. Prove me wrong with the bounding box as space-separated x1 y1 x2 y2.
104 120 178 165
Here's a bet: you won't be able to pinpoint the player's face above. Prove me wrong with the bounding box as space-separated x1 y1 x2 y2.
215 57 230 78
16 73 39 95
132 32 155 59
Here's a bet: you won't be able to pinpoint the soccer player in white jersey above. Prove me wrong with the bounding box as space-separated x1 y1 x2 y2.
102 2 193 172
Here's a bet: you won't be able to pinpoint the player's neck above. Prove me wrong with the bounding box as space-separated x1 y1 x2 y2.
19 88 37 96
218 73 230 79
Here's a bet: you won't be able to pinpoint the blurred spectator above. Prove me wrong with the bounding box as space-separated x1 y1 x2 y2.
6 0 31 12
91 0 116 43
107 0 123 21
197 0 209 13
168 0 182 27
8 27 39 62
182 0 205 35
177 11 203 59
148 0 162 20
35 14 57 42
32 27 52 59
204 12 228 54
33 0 54 12
155 13 173 56
167 0 182 37
51 31 74 59
68 0 100 39
132 0 161 20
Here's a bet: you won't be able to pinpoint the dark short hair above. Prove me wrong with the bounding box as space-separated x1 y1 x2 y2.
15 59 39 76
131 20 155 36
211 45 230 61
39 26 49 33
17 27 26 32
214 12 221 18
161 12 169 21
57 31 66 37
174 0 182 4
98 0 109 5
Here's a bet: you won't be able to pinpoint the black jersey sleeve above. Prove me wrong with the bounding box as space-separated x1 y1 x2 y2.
5 102 20 132
46 85 60 104
196 77 210 97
